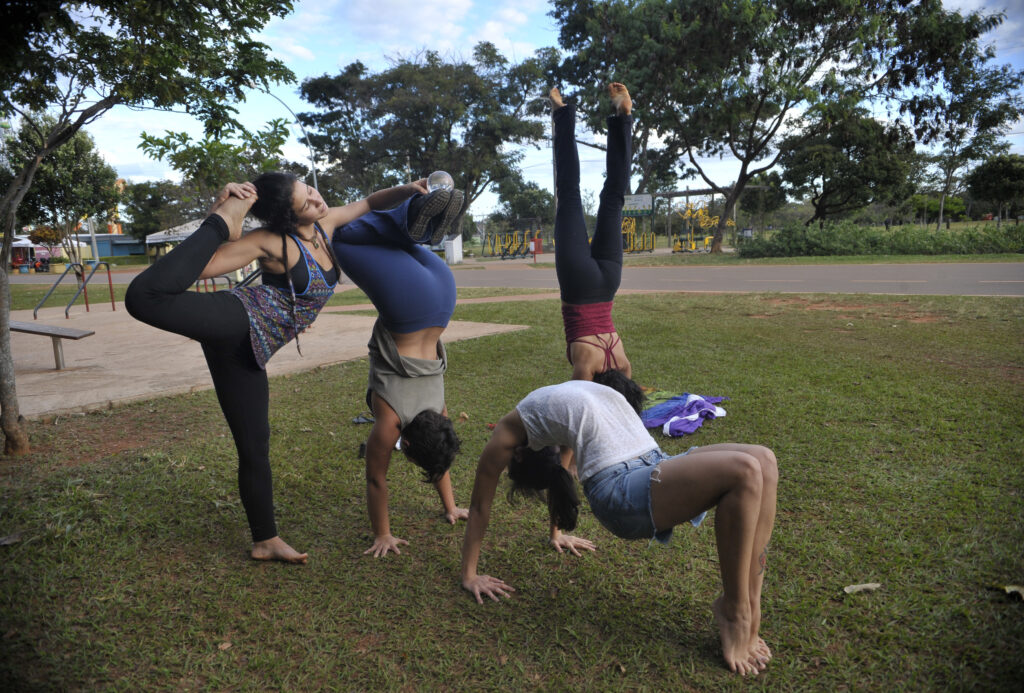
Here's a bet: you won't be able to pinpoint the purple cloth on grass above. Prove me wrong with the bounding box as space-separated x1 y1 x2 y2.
641 393 728 436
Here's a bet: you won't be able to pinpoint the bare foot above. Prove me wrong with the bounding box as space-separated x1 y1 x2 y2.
250 536 308 564
608 82 632 115
549 87 565 109
211 190 255 241
712 596 759 676
753 636 772 662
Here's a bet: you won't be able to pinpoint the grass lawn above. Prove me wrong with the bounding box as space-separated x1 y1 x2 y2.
2 290 1023 689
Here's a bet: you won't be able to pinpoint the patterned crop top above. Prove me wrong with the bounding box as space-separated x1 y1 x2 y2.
230 226 338 368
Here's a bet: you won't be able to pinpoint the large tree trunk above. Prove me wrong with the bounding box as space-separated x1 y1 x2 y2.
711 192 740 253
1 155 46 455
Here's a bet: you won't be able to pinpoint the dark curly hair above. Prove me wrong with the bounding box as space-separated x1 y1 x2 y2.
251 171 300 236
507 445 579 531
401 409 461 483
593 369 646 415
248 171 340 355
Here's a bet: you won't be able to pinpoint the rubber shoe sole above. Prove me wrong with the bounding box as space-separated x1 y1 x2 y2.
430 190 465 245
408 189 451 242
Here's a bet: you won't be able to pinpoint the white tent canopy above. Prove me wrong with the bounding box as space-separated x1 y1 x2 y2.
146 218 260 245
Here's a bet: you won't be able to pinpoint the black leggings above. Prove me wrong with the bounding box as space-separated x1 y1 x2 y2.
553 105 633 304
125 216 277 542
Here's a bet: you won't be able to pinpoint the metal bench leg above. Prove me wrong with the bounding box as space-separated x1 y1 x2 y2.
50 336 65 370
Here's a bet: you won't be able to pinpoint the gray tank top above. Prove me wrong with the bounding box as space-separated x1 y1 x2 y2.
366 319 447 428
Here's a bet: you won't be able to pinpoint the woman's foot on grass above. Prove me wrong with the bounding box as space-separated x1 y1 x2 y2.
251 536 308 564
712 596 760 676
609 82 632 115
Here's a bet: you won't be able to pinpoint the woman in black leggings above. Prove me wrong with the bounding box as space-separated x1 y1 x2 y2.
126 176 431 563
551 83 644 414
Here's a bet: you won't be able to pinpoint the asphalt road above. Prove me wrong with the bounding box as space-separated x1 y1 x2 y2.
9 258 1024 297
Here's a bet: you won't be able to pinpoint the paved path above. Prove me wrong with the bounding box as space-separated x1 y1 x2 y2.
10 301 526 419
13 253 1024 296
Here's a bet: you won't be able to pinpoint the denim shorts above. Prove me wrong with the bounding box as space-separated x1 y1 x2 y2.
583 447 706 545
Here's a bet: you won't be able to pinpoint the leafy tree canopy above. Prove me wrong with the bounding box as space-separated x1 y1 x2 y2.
122 180 208 240
779 109 917 225
549 0 1010 249
3 114 119 260
139 119 290 202
965 154 1024 218
298 43 556 207
491 172 555 225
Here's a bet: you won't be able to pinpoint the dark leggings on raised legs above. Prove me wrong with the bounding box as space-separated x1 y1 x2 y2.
125 215 278 542
332 199 456 333
553 105 633 305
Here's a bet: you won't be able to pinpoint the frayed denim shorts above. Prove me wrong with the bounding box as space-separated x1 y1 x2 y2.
583 447 706 545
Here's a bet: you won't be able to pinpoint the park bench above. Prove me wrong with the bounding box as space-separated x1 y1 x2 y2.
9 320 95 370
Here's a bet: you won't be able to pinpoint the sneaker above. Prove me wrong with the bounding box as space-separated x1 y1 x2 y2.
430 189 465 245
408 189 451 242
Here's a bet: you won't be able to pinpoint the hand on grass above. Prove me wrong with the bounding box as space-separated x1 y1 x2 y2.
462 574 515 604
364 534 408 558
444 507 469 524
550 533 596 557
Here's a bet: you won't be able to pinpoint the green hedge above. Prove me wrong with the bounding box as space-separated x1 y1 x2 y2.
738 221 1024 257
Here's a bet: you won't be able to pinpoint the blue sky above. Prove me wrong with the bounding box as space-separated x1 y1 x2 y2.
84 0 1024 216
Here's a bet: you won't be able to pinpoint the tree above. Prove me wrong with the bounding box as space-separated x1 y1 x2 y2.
139 119 290 203
738 172 787 230
27 225 61 259
550 0 1010 251
921 58 1023 230
779 110 917 226
6 118 120 265
298 43 555 209
491 172 555 226
122 180 206 241
1 0 294 455
965 154 1024 228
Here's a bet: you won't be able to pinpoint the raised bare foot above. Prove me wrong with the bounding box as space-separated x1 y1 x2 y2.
250 536 308 564
712 596 759 676
608 82 632 115
549 87 565 109
211 192 255 241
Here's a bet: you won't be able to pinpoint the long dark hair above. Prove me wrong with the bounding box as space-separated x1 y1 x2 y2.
249 172 341 354
507 446 579 531
593 369 646 415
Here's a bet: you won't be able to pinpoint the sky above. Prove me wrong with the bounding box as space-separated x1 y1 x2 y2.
82 0 1024 217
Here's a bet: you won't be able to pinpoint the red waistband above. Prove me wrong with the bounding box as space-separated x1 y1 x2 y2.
562 301 615 342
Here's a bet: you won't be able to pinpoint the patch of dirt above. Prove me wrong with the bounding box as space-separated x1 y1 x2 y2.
4 403 224 472
754 296 947 323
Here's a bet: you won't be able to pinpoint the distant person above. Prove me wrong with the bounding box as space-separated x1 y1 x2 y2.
331 186 468 558
126 174 451 563
459 380 778 676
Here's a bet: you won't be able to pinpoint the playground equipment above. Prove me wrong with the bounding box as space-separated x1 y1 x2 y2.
482 218 543 259
671 202 728 253
621 216 655 253
33 262 117 320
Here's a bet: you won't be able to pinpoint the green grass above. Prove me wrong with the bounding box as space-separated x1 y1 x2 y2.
3 292 1023 689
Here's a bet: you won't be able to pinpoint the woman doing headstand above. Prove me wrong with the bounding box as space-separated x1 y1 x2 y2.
551 84 643 411
460 380 778 676
331 189 468 558
126 175 437 563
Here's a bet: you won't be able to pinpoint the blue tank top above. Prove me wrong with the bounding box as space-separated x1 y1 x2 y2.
230 227 337 368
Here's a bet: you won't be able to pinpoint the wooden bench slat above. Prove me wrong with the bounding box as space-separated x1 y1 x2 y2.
10 320 95 340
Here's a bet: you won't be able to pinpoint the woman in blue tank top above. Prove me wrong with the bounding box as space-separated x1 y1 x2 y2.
126 174 435 563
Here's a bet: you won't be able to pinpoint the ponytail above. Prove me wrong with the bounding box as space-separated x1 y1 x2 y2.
507 446 580 531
